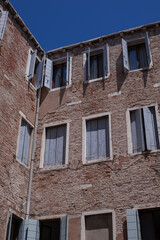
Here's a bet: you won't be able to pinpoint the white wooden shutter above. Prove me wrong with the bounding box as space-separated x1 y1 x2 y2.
17 119 26 161
86 119 98 160
143 107 158 151
28 50 37 81
131 109 145 153
122 39 129 71
88 48 90 80
103 44 109 76
0 11 8 40
56 125 66 166
60 216 68 240
22 123 31 166
44 58 53 89
7 211 12 240
35 59 44 89
126 209 141 240
66 54 72 85
145 32 152 67
18 219 40 240
44 127 56 167
98 117 110 158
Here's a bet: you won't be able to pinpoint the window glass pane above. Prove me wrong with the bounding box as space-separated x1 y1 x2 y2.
53 63 66 88
90 55 98 79
98 53 103 78
129 47 137 70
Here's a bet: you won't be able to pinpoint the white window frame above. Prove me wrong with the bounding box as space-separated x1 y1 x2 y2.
126 104 160 155
81 209 116 240
40 120 71 169
82 112 112 164
50 55 72 92
16 111 34 168
83 45 110 83
122 35 153 73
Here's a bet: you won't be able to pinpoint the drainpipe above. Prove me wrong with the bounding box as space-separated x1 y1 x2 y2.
25 87 41 220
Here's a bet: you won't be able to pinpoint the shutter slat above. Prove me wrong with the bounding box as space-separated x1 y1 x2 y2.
35 59 44 89
122 39 129 71
0 11 8 40
145 32 152 67
126 209 141 240
98 117 107 158
44 58 53 89
28 50 37 80
18 219 40 240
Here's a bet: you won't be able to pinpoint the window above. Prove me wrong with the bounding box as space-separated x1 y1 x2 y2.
82 212 114 240
84 44 109 81
83 114 110 163
0 10 8 40
126 208 160 240
129 106 159 153
6 212 22 240
17 118 32 166
122 32 152 71
44 124 67 167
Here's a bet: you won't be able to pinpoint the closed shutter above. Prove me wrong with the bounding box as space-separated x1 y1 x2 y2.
87 48 90 80
44 58 53 89
60 216 68 240
145 32 152 67
66 54 72 85
143 107 159 151
86 119 98 160
122 39 129 71
22 123 31 166
0 11 8 40
56 125 66 166
17 119 26 161
130 109 145 153
28 50 37 81
98 117 109 158
103 44 109 76
35 60 44 89
126 209 141 240
18 219 40 240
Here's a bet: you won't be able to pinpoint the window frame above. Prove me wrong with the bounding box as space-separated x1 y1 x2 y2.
83 45 110 83
81 209 116 240
40 120 70 169
16 111 33 168
126 104 160 155
50 55 72 92
82 112 112 164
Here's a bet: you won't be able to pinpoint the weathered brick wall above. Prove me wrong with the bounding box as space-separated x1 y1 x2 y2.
0 2 37 239
31 26 160 240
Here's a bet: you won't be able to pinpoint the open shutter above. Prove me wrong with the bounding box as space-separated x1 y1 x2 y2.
0 11 8 40
126 209 141 240
17 119 26 161
60 216 68 240
28 50 37 81
44 58 53 89
145 32 152 67
87 48 90 80
83 53 87 82
18 219 40 240
143 107 159 151
103 44 109 76
7 211 12 240
130 109 145 153
35 60 44 89
66 54 72 85
122 39 129 71
22 123 31 166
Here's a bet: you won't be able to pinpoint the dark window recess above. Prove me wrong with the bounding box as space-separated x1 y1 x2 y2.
90 52 103 79
139 208 160 240
53 62 66 88
85 213 113 240
6 214 22 240
40 219 60 240
128 43 148 70
31 58 40 85
130 106 160 153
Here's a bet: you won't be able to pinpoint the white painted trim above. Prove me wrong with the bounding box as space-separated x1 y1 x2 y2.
81 209 116 240
154 82 160 88
37 213 67 220
67 101 82 106
40 120 71 169
82 112 112 164
108 91 121 97
126 104 160 154
19 111 34 128
84 75 110 84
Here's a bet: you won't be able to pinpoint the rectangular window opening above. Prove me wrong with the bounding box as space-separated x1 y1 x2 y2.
53 62 67 88
90 51 103 80
40 219 60 240
6 214 22 240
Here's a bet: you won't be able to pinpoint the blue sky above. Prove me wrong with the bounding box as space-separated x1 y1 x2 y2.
10 0 160 51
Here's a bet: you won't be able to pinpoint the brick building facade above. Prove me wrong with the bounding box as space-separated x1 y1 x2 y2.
0 0 160 239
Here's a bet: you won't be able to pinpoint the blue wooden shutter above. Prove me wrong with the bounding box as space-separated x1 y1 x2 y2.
143 107 159 151
83 53 87 82
17 120 26 161
145 32 152 67
98 117 109 158
56 125 66 166
44 127 56 167
88 48 90 80
126 209 141 240
86 119 98 160
35 60 44 89
0 11 8 40
44 58 53 89
66 54 72 85
22 123 31 166
122 39 129 71
103 44 109 76
18 219 40 240
130 109 145 153
28 50 37 81
60 216 68 240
